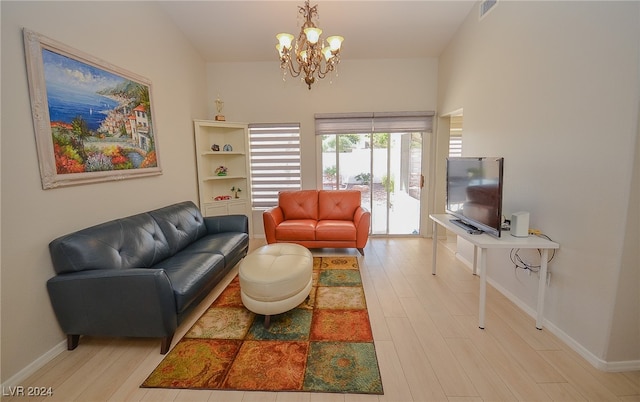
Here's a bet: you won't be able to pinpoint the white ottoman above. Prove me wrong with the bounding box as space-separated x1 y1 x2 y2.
239 243 313 327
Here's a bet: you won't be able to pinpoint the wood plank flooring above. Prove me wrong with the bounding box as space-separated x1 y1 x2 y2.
5 237 639 402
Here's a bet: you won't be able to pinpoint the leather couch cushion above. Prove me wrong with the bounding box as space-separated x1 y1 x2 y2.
275 220 316 241
279 190 319 220
183 232 249 267
316 220 357 241
49 213 171 274
154 251 225 314
149 201 208 255
318 190 361 220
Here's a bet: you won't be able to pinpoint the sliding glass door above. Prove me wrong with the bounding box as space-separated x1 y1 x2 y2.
321 132 422 235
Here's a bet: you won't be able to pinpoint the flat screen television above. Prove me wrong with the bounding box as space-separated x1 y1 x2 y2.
446 157 504 238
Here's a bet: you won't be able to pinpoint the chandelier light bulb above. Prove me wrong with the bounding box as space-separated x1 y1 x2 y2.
322 47 334 61
276 33 294 50
304 27 322 44
326 36 344 51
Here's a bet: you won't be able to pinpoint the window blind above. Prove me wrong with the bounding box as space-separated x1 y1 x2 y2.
449 134 462 157
449 115 463 157
314 111 434 135
248 123 301 209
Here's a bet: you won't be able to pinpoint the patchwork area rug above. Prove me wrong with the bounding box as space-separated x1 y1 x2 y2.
141 256 383 394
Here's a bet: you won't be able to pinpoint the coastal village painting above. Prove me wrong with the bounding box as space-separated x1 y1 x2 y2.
23 29 162 189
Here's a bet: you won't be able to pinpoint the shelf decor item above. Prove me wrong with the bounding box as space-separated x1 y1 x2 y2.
231 186 242 199
223 144 233 152
211 144 220 151
23 29 162 189
214 96 225 121
215 166 228 176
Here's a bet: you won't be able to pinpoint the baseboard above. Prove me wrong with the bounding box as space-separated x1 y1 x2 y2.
1 339 67 388
600 359 640 372
539 319 640 372
454 252 640 372
454 252 473 268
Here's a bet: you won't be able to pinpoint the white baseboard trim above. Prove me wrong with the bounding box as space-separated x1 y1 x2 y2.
454 252 473 268
1 339 67 389
453 252 640 372
539 319 640 372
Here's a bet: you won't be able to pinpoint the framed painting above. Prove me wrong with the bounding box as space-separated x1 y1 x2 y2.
23 29 162 189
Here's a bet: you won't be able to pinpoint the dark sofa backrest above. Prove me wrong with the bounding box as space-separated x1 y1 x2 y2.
49 212 171 274
148 201 208 255
49 201 208 275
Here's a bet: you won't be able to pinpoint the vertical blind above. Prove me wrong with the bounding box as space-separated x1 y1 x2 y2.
248 123 301 209
314 111 434 134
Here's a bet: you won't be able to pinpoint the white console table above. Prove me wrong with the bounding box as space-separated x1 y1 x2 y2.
430 214 559 330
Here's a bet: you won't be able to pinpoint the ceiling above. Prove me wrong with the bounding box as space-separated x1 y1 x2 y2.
157 1 477 63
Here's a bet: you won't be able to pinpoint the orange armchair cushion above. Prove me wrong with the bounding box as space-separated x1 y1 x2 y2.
316 220 356 241
318 190 361 220
278 190 319 220
275 220 317 241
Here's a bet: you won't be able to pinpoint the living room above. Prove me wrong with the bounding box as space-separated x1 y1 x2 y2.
1 0 639 396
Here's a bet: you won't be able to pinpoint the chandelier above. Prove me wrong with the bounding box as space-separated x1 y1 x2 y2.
276 1 344 90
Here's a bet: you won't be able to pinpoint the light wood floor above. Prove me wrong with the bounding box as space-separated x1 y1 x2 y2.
5 237 639 402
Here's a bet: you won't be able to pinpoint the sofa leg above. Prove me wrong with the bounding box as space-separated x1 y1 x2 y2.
357 248 365 256
67 334 80 350
160 335 174 354
264 315 271 329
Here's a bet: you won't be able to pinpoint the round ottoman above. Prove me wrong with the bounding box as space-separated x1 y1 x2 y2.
239 243 313 327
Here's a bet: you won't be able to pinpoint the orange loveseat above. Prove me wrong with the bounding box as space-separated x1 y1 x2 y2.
263 190 371 255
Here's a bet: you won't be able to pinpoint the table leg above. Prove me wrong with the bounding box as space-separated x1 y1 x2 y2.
478 247 487 329
536 249 549 330
432 220 438 275
473 245 478 275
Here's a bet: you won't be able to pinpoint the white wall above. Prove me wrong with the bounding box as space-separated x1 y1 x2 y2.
437 1 640 368
1 1 207 382
206 58 439 235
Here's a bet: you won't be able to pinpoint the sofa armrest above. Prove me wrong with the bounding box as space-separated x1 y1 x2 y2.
354 207 371 248
46 268 177 338
204 214 249 234
263 206 284 244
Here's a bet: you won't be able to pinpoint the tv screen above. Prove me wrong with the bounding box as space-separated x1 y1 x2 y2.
446 157 504 238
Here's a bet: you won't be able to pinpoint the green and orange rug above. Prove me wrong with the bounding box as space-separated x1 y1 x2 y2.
141 256 383 394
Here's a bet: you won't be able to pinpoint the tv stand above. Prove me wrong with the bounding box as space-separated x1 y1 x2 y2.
450 219 483 235
430 214 559 330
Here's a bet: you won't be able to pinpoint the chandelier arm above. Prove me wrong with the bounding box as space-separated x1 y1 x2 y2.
281 55 302 77
316 56 338 78
287 59 302 78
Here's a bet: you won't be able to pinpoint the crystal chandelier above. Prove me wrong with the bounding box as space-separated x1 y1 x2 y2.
276 1 344 90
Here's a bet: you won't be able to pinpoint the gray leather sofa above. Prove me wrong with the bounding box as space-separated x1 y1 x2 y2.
47 201 249 354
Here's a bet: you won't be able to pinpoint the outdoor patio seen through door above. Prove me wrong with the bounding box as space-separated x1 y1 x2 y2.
321 133 423 235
